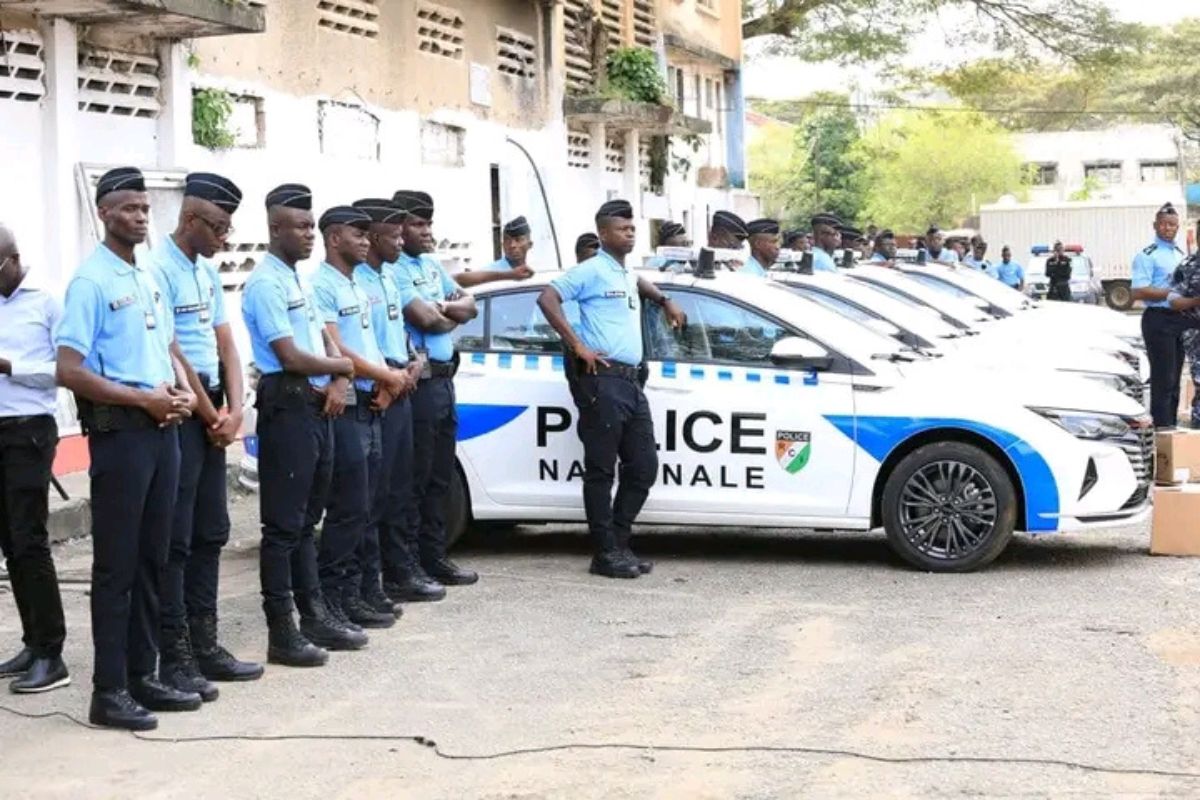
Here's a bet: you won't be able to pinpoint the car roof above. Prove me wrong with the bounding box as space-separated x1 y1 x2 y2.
771 271 960 339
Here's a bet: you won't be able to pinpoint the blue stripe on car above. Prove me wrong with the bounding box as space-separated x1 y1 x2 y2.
458 404 529 441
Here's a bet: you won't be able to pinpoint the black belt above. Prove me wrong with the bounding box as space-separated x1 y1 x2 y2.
385 358 407 369
593 361 641 383
426 360 456 379
77 400 156 434
0 414 51 429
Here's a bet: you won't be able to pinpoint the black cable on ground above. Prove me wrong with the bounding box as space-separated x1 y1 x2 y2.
2 704 1198 780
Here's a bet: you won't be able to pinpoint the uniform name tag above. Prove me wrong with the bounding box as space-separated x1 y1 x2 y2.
338 306 361 317
604 290 627 299
174 302 210 315
109 295 136 311
287 298 307 311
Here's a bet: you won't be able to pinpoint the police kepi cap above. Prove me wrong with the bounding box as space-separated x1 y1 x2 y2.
659 221 686 240
503 216 531 237
783 229 807 244
746 218 781 236
352 198 407 224
184 172 242 214
596 199 633 221
1159 202 1179 217
711 210 748 239
265 183 313 211
575 232 600 251
926 225 942 236
811 212 844 230
393 190 434 220
318 205 373 233
95 167 145 203
876 228 896 240
839 225 865 243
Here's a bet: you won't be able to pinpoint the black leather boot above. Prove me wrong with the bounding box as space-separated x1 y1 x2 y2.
9 656 70 694
266 613 327 668
89 689 157 731
616 531 654 575
159 627 218 702
423 557 478 586
589 549 641 579
190 614 264 682
128 674 202 712
0 648 33 678
297 594 368 651
384 573 446 603
343 592 396 629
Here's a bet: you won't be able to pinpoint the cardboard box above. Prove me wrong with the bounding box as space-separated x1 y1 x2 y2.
1155 430 1200 483
1151 485 1200 556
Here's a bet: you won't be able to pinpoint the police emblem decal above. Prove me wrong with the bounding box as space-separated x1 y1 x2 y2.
775 431 812 474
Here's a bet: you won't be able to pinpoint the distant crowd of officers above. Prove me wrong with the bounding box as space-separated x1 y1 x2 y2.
1 168 1195 732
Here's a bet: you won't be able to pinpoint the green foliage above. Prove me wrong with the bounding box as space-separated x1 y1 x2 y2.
192 88 236 150
856 111 1026 231
748 122 803 223
605 47 666 105
1068 175 1103 202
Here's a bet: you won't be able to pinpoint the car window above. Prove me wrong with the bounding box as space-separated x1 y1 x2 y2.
487 291 562 354
791 287 878 324
905 272 978 301
452 299 487 351
644 291 792 364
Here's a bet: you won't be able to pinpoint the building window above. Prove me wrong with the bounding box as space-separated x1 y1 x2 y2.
1083 161 1122 185
696 0 718 13
632 0 657 48
673 67 685 110
417 2 465 60
227 94 266 147
316 0 379 40
1139 160 1180 183
420 119 465 167
1026 162 1058 186
0 30 45 102
496 26 537 81
77 48 161 118
318 100 379 160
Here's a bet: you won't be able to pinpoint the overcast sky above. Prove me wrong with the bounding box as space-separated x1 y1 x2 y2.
743 0 1196 100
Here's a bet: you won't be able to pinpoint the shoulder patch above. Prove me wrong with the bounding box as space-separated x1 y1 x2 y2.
1144 245 1157 255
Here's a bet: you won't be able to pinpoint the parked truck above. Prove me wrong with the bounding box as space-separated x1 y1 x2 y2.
980 197 1189 310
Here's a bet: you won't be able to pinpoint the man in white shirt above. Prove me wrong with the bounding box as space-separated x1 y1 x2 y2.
0 223 69 694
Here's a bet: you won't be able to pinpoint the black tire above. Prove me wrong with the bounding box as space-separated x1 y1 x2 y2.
881 441 1016 572
1105 281 1133 311
445 465 470 549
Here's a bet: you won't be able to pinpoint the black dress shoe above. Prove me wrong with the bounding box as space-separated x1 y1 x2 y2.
424 558 478 586
343 594 396 629
128 675 202 712
0 648 34 678
89 689 157 731
589 551 641 579
10 657 70 694
384 575 447 603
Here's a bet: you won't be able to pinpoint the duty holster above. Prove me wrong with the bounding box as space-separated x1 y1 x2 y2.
256 372 318 414
76 395 156 435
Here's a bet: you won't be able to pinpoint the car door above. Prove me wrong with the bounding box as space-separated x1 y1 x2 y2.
640 288 857 524
453 288 584 510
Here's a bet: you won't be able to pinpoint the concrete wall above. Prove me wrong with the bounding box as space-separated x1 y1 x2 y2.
660 0 741 62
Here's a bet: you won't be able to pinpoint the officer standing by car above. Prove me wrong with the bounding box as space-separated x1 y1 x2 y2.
810 213 843 273
743 219 781 276
920 226 958 265
242 183 365 667
647 221 690 272
1045 241 1073 302
574 233 600 264
454 216 536 288
350 199 437 604
869 230 897 266
149 173 263 703
536 199 686 579
390 190 480 587
56 167 198 730
707 210 749 252
1131 202 1191 428
963 239 992 274
995 246 1025 291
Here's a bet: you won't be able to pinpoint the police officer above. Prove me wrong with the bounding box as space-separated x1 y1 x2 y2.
311 205 395 632
995 246 1025 291
647 221 690 272
456 216 536 287
870 230 898 266
350 199 439 604
1045 241 1073 302
56 167 198 730
783 230 810 253
149 173 263 703
962 239 991 274
838 226 865 268
536 199 686 579
708 210 749 251
1136 203 1189 427
1168 227 1200 427
242 183 365 666
575 233 601 263
743 219 781 276
390 190 479 586
810 213 843 273
0 223 69 695
921 226 958 265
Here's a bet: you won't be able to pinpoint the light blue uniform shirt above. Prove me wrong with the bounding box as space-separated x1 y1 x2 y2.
924 248 960 264
742 257 768 277
355 263 415 366
389 252 461 363
313 263 386 392
812 248 838 273
869 252 889 263
1133 238 1185 310
995 260 1024 288
549 249 643 366
0 283 61 417
241 252 329 388
57 243 175 390
487 256 516 272
148 236 226 388
962 255 990 273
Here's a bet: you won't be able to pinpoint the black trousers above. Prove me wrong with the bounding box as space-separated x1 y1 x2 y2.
571 374 658 554
90 425 180 690
0 415 65 659
257 399 332 620
411 377 457 566
161 416 229 633
376 396 417 583
1047 281 1072 301
319 406 380 600
1144 307 1189 428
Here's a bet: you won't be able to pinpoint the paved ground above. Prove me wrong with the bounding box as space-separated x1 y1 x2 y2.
2 495 1200 799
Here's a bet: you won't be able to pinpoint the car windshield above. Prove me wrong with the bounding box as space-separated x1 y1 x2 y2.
848 274 978 331
1028 256 1091 278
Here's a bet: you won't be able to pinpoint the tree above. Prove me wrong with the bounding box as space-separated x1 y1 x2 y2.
855 111 1025 230
742 0 1135 66
748 122 803 223
797 104 866 224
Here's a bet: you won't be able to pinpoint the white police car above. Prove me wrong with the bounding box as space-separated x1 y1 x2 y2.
446 270 1152 572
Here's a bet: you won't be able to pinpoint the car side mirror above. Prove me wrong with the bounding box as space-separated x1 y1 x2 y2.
769 337 833 371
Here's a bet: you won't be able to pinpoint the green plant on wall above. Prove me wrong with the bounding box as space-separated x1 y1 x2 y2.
605 47 666 104
192 88 236 150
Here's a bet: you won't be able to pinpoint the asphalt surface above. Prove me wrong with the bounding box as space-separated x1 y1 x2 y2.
2 494 1200 799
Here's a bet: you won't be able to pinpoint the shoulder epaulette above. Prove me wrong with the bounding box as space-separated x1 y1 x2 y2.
1143 244 1157 255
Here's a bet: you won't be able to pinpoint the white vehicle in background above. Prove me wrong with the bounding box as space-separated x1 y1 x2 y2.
446 271 1152 572
1024 245 1103 304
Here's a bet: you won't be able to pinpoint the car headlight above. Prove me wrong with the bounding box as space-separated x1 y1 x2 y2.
1117 334 1146 352
1031 407 1131 440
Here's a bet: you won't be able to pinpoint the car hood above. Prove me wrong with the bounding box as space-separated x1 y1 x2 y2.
964 327 1137 377
1022 303 1142 339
